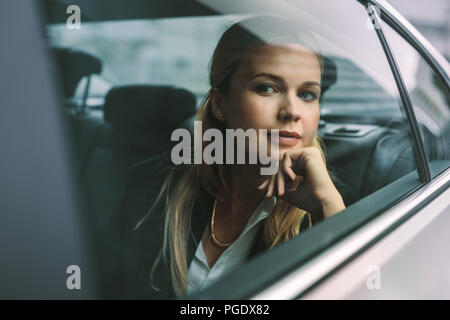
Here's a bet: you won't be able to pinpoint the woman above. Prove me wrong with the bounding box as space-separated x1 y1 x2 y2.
111 15 345 299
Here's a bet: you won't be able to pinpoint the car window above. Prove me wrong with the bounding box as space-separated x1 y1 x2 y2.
47 16 240 107
41 0 426 300
380 20 450 177
271 0 420 204
188 0 426 299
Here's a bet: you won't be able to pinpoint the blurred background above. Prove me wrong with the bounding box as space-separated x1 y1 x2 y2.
46 0 450 108
389 0 449 60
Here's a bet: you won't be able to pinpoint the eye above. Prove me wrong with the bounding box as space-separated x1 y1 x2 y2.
254 83 277 95
298 90 319 102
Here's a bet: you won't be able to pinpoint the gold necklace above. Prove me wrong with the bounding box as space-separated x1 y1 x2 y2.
210 200 235 248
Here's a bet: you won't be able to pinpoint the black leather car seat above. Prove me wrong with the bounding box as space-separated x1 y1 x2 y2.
51 47 102 111
80 84 197 234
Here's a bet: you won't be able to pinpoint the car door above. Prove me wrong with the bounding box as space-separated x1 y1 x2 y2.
188 0 450 300
298 1 450 299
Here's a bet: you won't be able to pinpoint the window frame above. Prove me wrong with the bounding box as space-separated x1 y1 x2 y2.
188 0 450 300
367 0 450 178
366 0 450 87
365 2 431 183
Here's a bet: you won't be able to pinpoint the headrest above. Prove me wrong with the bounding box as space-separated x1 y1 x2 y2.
52 47 102 98
103 85 197 133
321 56 337 98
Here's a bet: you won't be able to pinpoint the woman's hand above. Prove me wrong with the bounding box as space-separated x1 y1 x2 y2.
257 146 345 220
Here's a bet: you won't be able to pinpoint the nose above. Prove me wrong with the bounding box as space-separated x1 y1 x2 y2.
277 93 301 122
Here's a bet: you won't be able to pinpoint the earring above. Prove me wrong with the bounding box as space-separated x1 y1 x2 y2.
217 112 224 120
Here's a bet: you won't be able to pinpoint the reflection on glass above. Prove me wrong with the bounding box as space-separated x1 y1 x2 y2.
44 0 424 299
382 21 450 175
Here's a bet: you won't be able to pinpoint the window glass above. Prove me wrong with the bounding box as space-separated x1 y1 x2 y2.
47 16 241 105
272 0 420 202
381 20 450 177
43 0 424 300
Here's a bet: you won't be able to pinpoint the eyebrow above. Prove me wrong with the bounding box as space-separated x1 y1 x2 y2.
249 72 321 88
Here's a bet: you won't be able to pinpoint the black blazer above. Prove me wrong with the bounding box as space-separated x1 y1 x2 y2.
106 154 218 299
105 153 316 299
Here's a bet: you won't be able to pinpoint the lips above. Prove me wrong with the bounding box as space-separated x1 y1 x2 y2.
279 130 301 139
270 130 301 147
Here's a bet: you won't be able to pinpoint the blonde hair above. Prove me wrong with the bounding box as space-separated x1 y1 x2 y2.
138 16 327 297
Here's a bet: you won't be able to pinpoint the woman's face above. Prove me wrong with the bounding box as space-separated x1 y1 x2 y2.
217 43 321 160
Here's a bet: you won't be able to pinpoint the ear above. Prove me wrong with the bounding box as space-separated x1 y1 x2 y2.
210 88 226 121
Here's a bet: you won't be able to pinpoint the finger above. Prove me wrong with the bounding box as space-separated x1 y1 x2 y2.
286 167 297 182
291 148 317 177
283 155 296 182
282 152 296 182
266 174 276 198
277 170 285 197
257 178 270 190
288 170 305 190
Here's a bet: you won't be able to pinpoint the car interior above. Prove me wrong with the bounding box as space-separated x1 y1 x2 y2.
41 0 447 298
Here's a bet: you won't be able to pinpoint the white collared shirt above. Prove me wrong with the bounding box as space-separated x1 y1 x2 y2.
187 197 276 295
